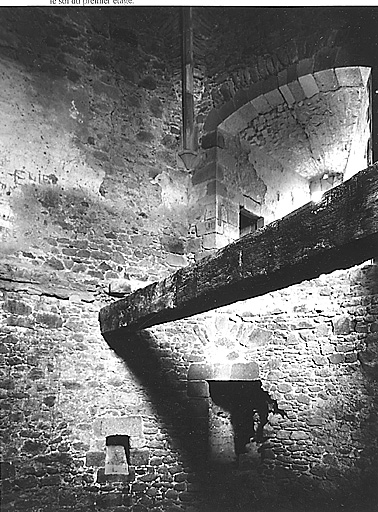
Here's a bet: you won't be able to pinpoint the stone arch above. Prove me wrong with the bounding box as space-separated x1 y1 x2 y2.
198 7 378 136
202 58 372 136
190 59 372 254
188 8 377 256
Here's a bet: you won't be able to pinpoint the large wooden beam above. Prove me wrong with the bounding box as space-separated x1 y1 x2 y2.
99 164 378 336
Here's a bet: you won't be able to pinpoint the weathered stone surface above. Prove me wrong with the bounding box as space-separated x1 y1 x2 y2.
247 327 273 346
131 449 150 466
291 430 309 440
166 254 188 268
86 451 105 467
358 348 378 378
4 299 32 316
328 353 345 364
332 315 351 335
306 416 324 426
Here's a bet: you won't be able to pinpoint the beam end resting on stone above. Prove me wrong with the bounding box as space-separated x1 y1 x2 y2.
99 164 378 337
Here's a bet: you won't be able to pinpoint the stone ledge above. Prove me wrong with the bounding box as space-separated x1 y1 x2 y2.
187 362 259 381
93 416 144 438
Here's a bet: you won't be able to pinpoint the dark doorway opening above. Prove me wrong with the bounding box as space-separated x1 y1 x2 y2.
208 380 285 458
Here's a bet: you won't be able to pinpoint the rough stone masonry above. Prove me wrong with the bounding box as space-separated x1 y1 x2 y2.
0 5 377 512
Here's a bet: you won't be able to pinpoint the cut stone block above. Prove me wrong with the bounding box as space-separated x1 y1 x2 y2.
298 74 319 98
230 362 259 380
94 416 143 438
201 130 225 149
314 69 339 92
287 80 305 102
279 84 295 106
204 108 223 132
335 66 370 87
264 88 285 108
251 95 271 114
212 363 232 380
187 363 213 380
187 380 210 398
192 161 219 185
188 398 209 418
219 101 236 122
221 111 249 133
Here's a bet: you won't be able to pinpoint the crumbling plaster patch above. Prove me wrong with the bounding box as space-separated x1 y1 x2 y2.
150 169 191 209
0 60 105 241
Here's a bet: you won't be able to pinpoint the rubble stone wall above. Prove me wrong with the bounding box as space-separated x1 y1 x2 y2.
0 6 377 512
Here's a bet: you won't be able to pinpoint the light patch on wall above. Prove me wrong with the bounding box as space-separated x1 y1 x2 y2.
0 202 13 229
309 172 343 203
105 445 129 475
69 100 82 122
150 169 190 208
0 60 105 200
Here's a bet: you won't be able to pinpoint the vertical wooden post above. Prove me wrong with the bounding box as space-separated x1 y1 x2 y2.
180 6 197 169
182 6 194 151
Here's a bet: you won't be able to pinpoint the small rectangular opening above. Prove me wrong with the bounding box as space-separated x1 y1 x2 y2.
105 435 130 475
239 208 264 238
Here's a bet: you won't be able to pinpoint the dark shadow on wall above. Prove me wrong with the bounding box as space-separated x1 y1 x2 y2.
209 380 286 454
104 330 209 467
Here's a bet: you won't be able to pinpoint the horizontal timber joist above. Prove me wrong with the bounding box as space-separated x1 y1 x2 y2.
99 163 378 337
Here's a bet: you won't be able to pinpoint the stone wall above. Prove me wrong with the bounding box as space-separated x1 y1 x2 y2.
147 261 378 511
0 6 377 512
0 7 193 279
0 7 198 512
0 280 200 511
1 260 377 511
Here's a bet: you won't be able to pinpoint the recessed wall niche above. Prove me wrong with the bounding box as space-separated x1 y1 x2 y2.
187 362 285 467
